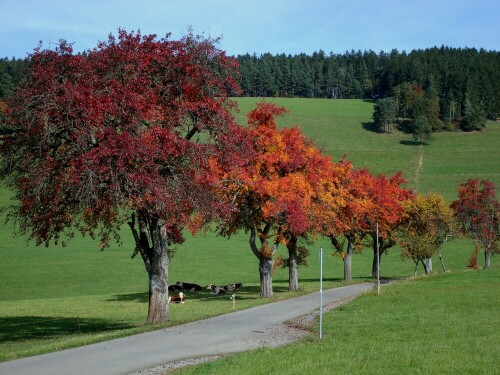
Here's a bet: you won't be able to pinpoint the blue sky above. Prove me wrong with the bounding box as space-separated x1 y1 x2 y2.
1 0 499 58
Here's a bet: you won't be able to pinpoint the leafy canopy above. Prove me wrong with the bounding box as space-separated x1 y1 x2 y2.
451 179 499 254
0 29 248 248
217 101 334 250
399 192 456 262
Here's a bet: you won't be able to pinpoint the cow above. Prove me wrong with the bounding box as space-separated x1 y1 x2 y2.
207 284 226 295
168 292 185 304
224 283 243 292
168 284 183 292
174 281 203 291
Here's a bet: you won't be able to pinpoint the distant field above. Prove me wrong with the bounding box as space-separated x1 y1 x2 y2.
0 98 498 361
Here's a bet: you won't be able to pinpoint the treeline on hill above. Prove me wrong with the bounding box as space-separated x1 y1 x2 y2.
1 47 499 134
236 47 500 132
0 58 27 98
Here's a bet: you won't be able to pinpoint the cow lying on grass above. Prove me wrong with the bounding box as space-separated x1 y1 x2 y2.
224 283 243 291
169 281 203 292
208 283 243 295
168 292 185 304
208 284 226 295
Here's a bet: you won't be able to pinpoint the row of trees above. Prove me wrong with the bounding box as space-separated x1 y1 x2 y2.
1 32 498 324
237 48 499 115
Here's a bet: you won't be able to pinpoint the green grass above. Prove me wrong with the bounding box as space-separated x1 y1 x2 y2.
173 266 500 375
1 98 499 362
0 216 480 361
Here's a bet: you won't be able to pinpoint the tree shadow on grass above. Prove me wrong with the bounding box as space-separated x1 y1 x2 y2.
362 121 378 133
109 284 290 304
107 292 149 303
273 277 343 284
400 140 429 146
0 316 134 343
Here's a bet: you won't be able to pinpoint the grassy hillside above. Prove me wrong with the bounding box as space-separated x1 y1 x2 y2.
235 98 500 201
0 98 498 361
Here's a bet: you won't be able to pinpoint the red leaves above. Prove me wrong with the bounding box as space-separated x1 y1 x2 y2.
451 179 499 253
247 101 288 129
1 29 243 247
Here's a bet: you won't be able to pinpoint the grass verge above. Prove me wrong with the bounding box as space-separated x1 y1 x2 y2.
172 266 500 375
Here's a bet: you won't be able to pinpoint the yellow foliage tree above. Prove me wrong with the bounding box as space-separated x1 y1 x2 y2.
399 192 456 276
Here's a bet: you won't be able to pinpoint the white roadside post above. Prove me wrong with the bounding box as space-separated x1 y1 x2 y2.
376 222 380 296
319 247 323 339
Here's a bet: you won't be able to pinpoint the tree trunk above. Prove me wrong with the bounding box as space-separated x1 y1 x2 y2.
288 248 299 291
370 235 395 279
128 213 171 324
147 218 170 324
343 240 354 282
420 258 430 275
371 247 379 279
259 257 274 297
484 251 491 268
249 226 275 298
287 235 299 291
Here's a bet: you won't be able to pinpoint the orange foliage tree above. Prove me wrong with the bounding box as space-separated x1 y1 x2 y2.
313 165 411 281
319 166 376 282
216 101 333 295
364 172 413 278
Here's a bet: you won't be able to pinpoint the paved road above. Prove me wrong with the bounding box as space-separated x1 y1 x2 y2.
0 283 374 375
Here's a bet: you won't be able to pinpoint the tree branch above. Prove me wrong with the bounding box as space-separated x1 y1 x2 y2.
128 213 152 273
249 226 263 260
329 234 344 253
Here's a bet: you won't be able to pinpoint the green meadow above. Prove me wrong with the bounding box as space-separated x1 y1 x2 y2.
0 98 499 362
174 267 500 375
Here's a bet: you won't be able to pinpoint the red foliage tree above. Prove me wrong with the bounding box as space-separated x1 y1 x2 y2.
451 179 499 268
323 167 376 281
315 165 411 281
365 172 413 278
0 30 248 323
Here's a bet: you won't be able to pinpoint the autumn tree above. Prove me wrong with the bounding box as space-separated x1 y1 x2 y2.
320 168 411 281
365 172 413 279
451 179 499 268
0 30 247 323
321 166 376 282
399 193 456 275
217 102 331 295
281 141 338 291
